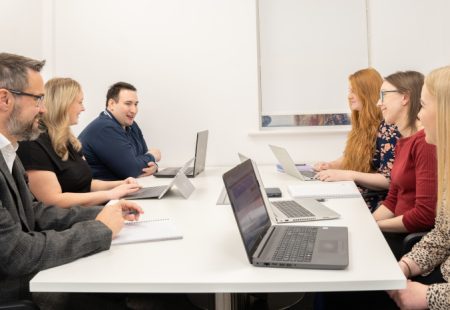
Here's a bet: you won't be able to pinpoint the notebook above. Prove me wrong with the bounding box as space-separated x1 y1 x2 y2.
154 130 209 178
223 159 348 269
269 145 316 181
125 159 195 200
112 218 182 245
288 181 360 199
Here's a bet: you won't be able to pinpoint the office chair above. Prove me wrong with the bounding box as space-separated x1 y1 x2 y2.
0 300 39 310
383 230 428 261
402 232 427 256
360 189 388 212
248 293 305 310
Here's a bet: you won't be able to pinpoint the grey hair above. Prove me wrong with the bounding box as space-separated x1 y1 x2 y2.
0 53 46 91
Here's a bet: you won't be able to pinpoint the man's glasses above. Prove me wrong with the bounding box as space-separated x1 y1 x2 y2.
379 90 399 103
6 88 44 107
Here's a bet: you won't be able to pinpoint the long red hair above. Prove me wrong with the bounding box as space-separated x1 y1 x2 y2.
341 68 383 172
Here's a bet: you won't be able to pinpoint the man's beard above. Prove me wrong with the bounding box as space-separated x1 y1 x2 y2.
7 104 43 141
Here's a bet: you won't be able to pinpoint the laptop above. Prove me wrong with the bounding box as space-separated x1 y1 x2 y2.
154 130 209 178
269 145 316 181
125 159 195 199
244 155 339 223
223 159 348 269
217 153 279 205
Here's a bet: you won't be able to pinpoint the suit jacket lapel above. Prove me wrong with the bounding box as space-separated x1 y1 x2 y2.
0 155 21 206
11 160 32 231
0 155 31 231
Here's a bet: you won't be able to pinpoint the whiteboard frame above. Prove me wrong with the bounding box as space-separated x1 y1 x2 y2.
256 0 370 129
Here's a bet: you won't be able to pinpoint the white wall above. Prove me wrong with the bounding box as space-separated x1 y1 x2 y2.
48 0 347 167
368 0 450 75
1 0 54 81
4 0 449 168
2 0 43 59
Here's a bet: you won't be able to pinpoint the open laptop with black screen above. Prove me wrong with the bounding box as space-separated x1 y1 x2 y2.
154 130 208 178
223 159 348 269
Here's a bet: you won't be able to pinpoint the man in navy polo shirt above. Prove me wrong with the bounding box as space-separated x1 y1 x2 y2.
79 82 161 180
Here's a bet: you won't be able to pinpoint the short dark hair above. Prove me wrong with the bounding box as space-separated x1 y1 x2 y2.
105 82 137 107
0 53 45 91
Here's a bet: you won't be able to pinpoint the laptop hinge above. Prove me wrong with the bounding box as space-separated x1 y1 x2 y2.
253 226 276 259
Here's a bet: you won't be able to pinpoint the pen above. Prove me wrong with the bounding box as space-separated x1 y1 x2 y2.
122 209 139 216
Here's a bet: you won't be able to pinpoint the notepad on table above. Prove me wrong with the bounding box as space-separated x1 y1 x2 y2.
276 163 313 173
288 181 360 199
112 218 183 245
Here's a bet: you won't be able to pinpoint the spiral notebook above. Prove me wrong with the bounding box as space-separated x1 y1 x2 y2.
288 181 360 199
112 218 183 245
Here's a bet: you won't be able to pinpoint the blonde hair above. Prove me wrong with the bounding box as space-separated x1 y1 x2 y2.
43 78 82 161
424 66 450 218
341 68 383 172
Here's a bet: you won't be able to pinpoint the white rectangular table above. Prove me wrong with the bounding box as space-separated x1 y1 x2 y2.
30 166 405 309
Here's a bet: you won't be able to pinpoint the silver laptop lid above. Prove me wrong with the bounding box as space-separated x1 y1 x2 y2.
223 159 272 262
192 130 209 175
237 152 249 162
158 158 195 198
269 144 308 180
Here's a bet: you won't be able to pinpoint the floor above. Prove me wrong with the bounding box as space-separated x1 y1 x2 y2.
187 293 315 310
248 293 314 310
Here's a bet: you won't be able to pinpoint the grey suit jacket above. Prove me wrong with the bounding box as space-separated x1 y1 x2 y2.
0 156 112 302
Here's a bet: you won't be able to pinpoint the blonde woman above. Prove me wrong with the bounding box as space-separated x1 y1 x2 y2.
315 68 400 211
388 66 450 309
17 78 141 208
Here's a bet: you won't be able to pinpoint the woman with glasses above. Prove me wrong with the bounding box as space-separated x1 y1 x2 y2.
17 78 141 208
373 71 437 260
317 69 442 310
314 68 400 211
388 65 450 310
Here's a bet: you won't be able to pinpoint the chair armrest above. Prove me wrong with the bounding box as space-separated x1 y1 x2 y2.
0 300 39 310
402 232 428 255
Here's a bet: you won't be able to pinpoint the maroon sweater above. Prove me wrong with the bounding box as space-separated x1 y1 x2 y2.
382 130 437 232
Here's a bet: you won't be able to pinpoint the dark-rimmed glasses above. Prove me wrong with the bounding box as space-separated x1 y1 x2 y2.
379 90 399 103
6 88 44 107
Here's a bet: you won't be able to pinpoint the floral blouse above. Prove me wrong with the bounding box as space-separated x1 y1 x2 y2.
361 120 401 211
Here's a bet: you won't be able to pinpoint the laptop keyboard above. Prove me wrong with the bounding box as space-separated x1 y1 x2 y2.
136 185 167 197
182 167 194 175
161 167 194 175
272 200 314 217
272 226 318 262
301 170 316 178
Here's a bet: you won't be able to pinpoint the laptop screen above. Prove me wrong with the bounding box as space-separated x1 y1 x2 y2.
223 159 271 261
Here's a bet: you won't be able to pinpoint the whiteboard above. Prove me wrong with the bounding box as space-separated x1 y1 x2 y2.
258 0 369 115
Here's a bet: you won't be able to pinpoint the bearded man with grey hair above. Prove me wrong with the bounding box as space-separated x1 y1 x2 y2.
0 53 142 308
